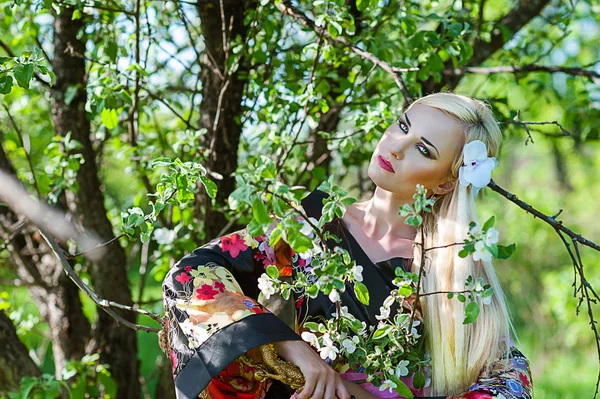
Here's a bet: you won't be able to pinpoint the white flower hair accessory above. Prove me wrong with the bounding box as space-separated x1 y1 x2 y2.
458 140 498 197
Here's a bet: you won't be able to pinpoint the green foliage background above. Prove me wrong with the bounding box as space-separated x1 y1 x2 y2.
0 0 599 397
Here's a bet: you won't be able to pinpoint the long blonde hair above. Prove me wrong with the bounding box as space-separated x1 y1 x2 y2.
407 92 517 396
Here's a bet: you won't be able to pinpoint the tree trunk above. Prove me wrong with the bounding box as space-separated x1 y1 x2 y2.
50 7 140 399
194 0 255 242
0 311 41 396
0 143 91 376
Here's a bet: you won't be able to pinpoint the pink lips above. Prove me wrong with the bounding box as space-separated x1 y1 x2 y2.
377 155 395 173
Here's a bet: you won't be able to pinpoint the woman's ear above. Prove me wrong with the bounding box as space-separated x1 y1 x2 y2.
434 179 456 195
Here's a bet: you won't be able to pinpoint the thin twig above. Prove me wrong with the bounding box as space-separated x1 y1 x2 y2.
39 229 162 333
487 179 600 252
2 104 41 197
275 1 414 103
444 64 600 84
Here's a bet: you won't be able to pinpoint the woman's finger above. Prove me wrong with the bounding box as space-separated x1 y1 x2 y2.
309 377 326 399
323 371 337 399
298 374 317 399
335 379 351 399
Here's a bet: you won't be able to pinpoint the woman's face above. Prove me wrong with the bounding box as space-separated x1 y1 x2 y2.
368 103 466 198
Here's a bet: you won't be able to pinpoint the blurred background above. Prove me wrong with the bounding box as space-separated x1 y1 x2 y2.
0 0 598 398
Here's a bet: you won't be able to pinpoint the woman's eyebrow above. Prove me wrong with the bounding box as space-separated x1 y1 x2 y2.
404 112 440 158
421 137 440 158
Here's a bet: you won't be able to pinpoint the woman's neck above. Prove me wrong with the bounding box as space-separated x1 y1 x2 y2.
350 187 418 241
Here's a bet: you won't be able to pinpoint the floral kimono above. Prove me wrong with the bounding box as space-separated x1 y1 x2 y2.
162 188 534 399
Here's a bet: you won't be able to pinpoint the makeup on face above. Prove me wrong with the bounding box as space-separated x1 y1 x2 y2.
377 155 395 173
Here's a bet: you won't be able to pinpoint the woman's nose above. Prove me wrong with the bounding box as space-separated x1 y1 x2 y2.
389 139 409 160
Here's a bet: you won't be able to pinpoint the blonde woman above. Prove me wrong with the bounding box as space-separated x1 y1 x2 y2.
161 92 533 399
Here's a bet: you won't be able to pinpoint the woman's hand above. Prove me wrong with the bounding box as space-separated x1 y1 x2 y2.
273 340 350 399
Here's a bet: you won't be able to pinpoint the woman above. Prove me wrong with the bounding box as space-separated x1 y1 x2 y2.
161 92 534 399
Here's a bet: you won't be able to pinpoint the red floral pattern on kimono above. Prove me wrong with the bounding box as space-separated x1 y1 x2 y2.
162 188 535 399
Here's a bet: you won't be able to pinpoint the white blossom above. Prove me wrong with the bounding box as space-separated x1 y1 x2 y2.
299 241 323 260
379 379 397 393
243 233 259 249
383 295 395 308
299 217 319 237
318 333 339 361
154 228 176 245
409 320 421 338
328 289 340 303
472 240 492 262
301 331 320 349
375 306 391 321
469 222 482 238
458 140 498 197
484 227 499 246
341 336 359 354
358 321 368 335
395 360 410 377
257 274 276 300
332 305 349 318
481 294 493 305
351 265 364 282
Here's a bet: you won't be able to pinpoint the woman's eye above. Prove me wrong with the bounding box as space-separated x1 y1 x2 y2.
397 121 409 133
417 145 430 158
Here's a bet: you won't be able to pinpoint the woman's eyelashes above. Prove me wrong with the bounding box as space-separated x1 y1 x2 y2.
397 120 409 133
396 120 431 158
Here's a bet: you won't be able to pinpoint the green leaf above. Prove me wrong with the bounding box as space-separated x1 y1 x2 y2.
487 244 499 258
353 281 370 305
140 221 153 243
101 108 118 129
303 322 319 332
0 74 13 94
36 65 49 75
463 301 480 324
330 20 342 35
175 173 188 191
497 243 516 259
412 370 426 389
390 376 414 398
372 324 392 339
356 0 370 12
428 53 444 73
458 248 469 258
482 215 495 231
447 292 454 299
13 63 34 89
252 195 271 224
287 231 313 254
457 293 466 302
199 176 217 198
105 40 119 62
398 284 412 298
0 56 12 65
417 65 430 81
327 23 339 39
266 265 279 279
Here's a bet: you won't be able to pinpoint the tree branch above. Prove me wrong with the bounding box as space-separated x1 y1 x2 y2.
38 229 162 333
487 179 600 252
275 1 414 103
443 64 600 84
